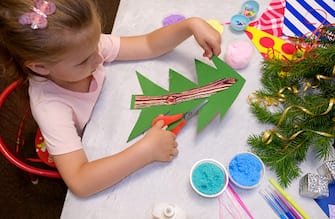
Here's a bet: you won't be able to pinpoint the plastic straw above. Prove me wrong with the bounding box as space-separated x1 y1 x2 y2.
260 189 288 219
269 178 310 219
268 188 295 219
218 193 241 219
228 182 254 219
270 187 302 219
226 187 244 219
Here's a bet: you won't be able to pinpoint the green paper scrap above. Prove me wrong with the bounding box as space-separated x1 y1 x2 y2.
127 56 245 142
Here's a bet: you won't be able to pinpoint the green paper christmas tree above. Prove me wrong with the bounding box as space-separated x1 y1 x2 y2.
127 56 245 142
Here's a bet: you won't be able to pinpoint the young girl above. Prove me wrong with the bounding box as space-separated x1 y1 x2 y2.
0 0 221 197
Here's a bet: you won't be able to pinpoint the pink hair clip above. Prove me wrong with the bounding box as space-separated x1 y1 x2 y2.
18 0 56 30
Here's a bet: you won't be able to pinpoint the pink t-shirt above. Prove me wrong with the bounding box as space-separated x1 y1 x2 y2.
29 34 120 155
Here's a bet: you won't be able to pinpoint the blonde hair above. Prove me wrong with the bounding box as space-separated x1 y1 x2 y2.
0 0 100 81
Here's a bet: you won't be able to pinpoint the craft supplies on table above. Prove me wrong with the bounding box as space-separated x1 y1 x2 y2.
315 183 335 218
151 99 208 136
61 0 328 218
272 188 302 219
223 40 254 70
228 152 265 189
299 173 329 199
230 14 250 32
227 183 254 219
229 0 259 32
298 159 335 218
260 189 289 219
190 159 228 198
261 183 305 219
282 0 335 37
162 14 186 27
240 0 259 20
301 160 335 217
270 178 310 219
317 160 335 183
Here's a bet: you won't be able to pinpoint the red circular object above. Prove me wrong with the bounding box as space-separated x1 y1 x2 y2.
259 37 275 48
281 43 297 55
245 30 253 40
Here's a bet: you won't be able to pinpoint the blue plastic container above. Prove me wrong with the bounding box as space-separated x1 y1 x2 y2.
230 14 250 32
240 0 260 20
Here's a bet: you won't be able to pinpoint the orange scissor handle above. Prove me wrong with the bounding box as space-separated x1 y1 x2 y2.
152 113 183 126
170 119 187 135
152 113 187 136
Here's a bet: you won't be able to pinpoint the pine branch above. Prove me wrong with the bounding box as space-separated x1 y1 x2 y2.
248 27 335 187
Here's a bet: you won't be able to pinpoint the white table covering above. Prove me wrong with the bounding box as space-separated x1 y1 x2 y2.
61 0 328 218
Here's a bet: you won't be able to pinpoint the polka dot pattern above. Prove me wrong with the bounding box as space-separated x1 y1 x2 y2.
244 26 302 60
259 37 274 48
281 43 297 55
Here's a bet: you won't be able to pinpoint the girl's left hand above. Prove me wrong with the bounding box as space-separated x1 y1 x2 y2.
189 17 222 58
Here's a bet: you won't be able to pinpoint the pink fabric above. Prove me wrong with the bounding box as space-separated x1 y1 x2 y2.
249 0 286 37
29 34 120 155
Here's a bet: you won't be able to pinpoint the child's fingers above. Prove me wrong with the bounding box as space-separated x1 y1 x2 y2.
201 43 213 58
212 44 221 56
171 148 179 156
153 119 165 128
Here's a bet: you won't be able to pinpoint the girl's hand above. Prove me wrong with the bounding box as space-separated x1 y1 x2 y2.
116 17 221 61
139 120 179 162
189 17 222 59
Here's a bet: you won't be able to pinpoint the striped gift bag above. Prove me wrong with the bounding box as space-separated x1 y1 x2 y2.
282 0 335 37
249 0 286 37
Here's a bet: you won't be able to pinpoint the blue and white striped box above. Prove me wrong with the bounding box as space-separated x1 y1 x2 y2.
283 0 335 37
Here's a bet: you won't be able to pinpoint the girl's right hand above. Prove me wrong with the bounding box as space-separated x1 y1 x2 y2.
139 120 179 162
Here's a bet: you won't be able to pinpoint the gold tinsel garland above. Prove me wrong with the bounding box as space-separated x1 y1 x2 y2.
249 25 335 147
247 24 335 186
249 66 335 145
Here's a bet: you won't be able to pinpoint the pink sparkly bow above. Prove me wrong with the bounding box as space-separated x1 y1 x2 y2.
18 0 56 30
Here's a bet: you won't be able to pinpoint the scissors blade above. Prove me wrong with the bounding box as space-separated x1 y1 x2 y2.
183 99 209 121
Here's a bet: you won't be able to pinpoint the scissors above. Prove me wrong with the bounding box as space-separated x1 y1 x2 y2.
152 99 209 135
